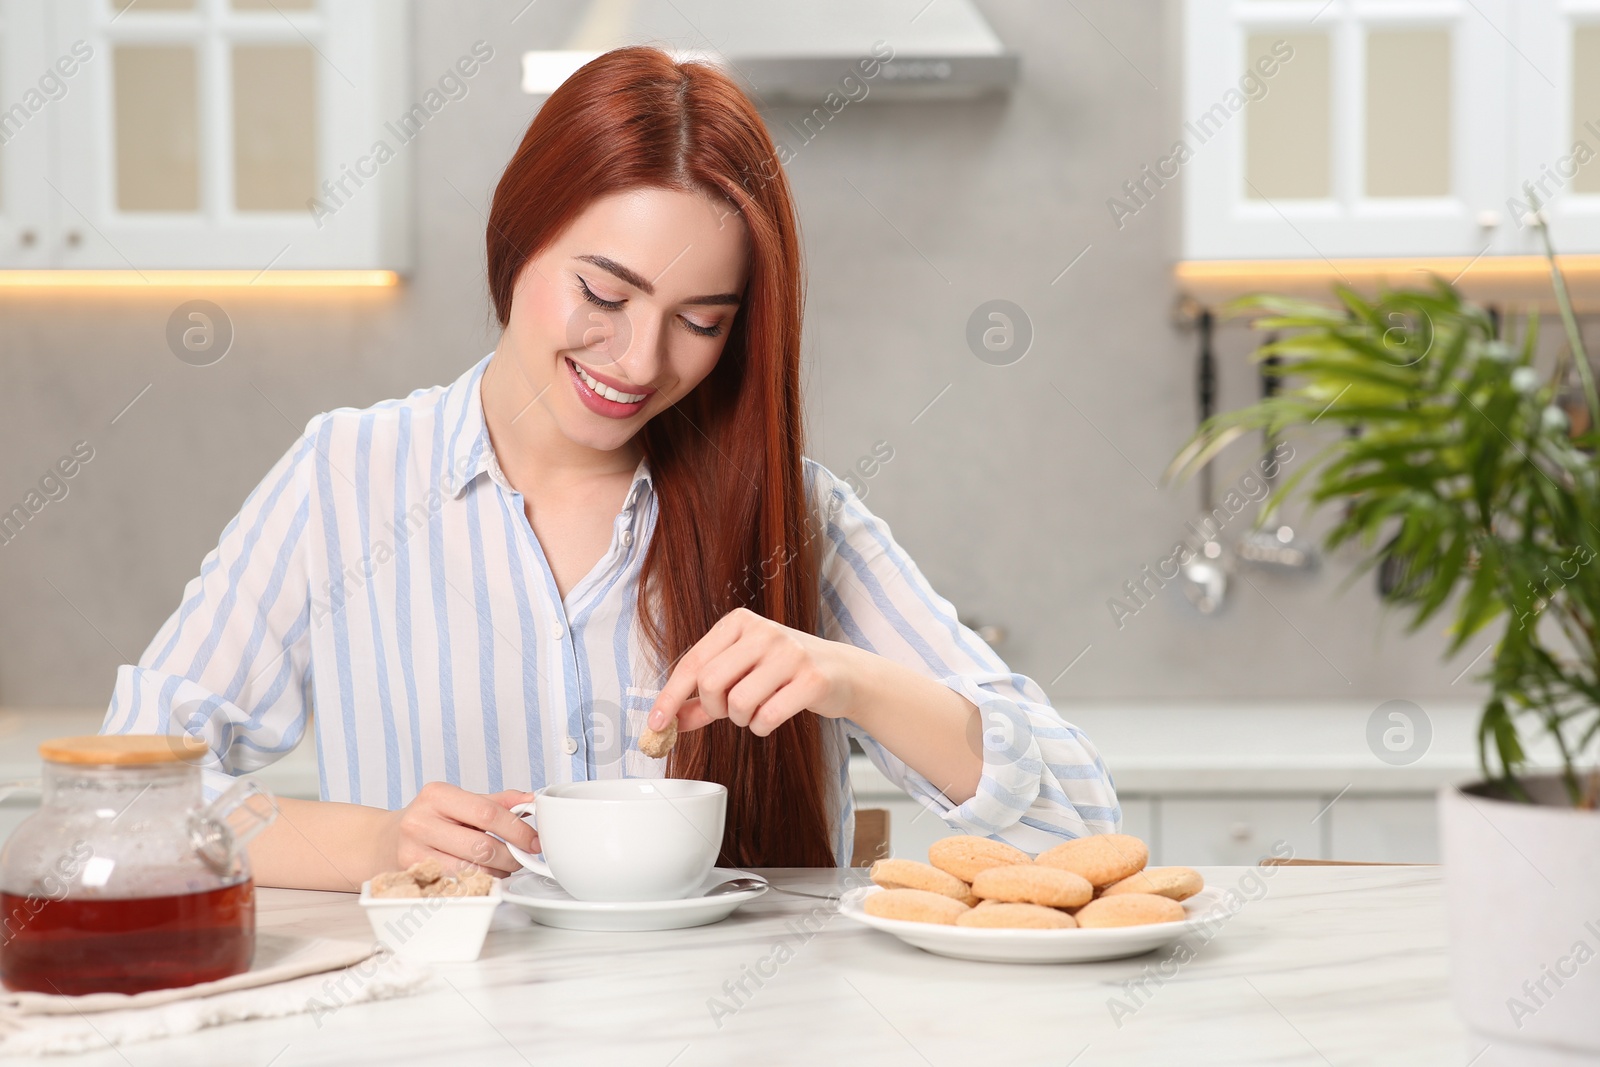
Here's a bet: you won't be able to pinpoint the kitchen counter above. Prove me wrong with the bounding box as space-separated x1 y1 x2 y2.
7 865 1487 1066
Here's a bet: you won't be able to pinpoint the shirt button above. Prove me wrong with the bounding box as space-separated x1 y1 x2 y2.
553 623 564 639
621 530 633 547
562 736 579 755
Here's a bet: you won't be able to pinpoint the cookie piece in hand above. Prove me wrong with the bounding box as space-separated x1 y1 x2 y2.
1074 892 1185 928
1034 834 1149 888
927 835 1032 883
863 888 971 925
970 864 1094 909
638 716 678 758
1101 866 1203 902
869 858 976 906
956 901 1077 929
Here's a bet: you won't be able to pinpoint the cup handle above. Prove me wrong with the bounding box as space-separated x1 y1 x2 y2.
505 801 553 878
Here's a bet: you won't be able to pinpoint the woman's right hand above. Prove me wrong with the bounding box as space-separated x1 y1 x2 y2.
380 782 539 877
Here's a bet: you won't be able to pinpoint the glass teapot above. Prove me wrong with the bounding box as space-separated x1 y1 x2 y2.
0 734 276 995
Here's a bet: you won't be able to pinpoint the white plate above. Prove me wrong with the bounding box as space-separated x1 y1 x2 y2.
502 867 768 931
839 885 1227 963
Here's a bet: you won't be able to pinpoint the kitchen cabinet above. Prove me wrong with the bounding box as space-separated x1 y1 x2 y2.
1183 0 1600 258
1327 794 1441 864
854 773 1444 867
1155 794 1326 866
0 0 409 271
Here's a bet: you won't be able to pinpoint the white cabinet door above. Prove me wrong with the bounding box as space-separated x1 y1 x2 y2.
0 0 56 267
1327 795 1440 863
1118 795 1157 859
1158 795 1326 866
48 0 408 270
1184 0 1517 258
1508 2 1600 253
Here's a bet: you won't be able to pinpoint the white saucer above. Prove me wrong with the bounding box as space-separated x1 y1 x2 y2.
502 867 769 931
839 885 1226 963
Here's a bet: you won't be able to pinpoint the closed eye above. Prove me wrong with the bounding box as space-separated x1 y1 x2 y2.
680 316 722 338
577 275 624 311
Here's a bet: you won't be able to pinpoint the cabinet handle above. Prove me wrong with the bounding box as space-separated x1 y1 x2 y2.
19 229 37 247
65 230 83 247
1228 821 1252 842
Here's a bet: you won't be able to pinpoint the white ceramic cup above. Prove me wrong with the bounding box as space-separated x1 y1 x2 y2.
506 779 727 902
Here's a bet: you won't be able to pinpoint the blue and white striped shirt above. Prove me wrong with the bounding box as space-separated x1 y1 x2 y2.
101 353 1119 865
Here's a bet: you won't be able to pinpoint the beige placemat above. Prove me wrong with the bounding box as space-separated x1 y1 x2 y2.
0 935 431 1056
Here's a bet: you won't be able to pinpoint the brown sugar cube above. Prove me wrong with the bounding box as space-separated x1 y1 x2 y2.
1034 834 1149 888
405 858 444 887
869 859 974 904
927 836 1032 883
970 863 1094 909
638 718 678 759
863 888 971 925
425 869 493 897
1074 892 1186 928
955 901 1077 929
369 870 421 898
454 867 494 896
1102 866 1204 902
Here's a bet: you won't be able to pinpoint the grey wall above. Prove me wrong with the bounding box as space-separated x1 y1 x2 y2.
0 0 1477 710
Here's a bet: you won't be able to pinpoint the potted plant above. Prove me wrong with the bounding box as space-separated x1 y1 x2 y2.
1168 208 1600 1060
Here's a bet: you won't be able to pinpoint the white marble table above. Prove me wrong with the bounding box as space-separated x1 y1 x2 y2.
7 866 1496 1067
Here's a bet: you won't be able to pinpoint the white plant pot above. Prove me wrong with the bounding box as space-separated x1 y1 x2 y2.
1440 777 1600 1064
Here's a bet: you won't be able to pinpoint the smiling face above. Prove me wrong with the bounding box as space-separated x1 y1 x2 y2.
490 186 751 461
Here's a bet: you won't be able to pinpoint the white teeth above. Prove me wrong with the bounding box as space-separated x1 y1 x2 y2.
571 359 647 404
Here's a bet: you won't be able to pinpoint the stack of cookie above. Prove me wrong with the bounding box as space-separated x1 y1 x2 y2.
864 834 1201 929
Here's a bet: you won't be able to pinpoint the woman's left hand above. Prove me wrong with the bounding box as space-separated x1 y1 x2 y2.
646 607 863 736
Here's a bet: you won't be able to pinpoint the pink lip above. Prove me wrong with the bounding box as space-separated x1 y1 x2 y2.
567 357 655 397
566 356 651 419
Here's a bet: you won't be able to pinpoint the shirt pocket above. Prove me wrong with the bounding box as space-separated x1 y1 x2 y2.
622 686 667 778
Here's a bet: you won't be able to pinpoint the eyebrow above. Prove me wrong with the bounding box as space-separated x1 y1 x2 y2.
574 254 742 306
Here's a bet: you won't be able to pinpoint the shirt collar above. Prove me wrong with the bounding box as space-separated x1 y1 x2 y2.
439 353 655 506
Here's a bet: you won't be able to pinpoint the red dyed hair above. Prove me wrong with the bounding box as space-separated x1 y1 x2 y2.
485 47 835 867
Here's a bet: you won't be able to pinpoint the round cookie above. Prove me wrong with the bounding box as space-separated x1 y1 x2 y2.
870 858 975 905
970 864 1093 909
1034 834 1149 888
863 887 971 925
928 835 1032 883
955 902 1076 929
1101 866 1203 902
1074 892 1185 928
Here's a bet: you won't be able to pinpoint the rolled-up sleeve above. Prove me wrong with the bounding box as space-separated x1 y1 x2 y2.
807 458 1119 852
100 417 322 800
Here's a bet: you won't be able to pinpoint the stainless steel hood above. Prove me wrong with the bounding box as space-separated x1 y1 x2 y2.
521 0 1019 102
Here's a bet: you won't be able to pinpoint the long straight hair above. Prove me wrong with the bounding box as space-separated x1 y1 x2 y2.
485 47 836 867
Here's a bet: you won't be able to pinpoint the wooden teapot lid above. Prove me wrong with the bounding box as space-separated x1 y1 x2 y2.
39 734 209 765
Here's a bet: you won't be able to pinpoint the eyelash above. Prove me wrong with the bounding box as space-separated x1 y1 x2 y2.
577 276 724 339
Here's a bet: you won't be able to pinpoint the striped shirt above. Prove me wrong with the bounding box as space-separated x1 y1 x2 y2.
101 353 1120 865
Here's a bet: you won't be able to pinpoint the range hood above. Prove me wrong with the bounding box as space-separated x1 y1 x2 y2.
521 0 1019 103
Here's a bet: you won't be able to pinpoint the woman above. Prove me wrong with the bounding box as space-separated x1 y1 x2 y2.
101 47 1118 889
